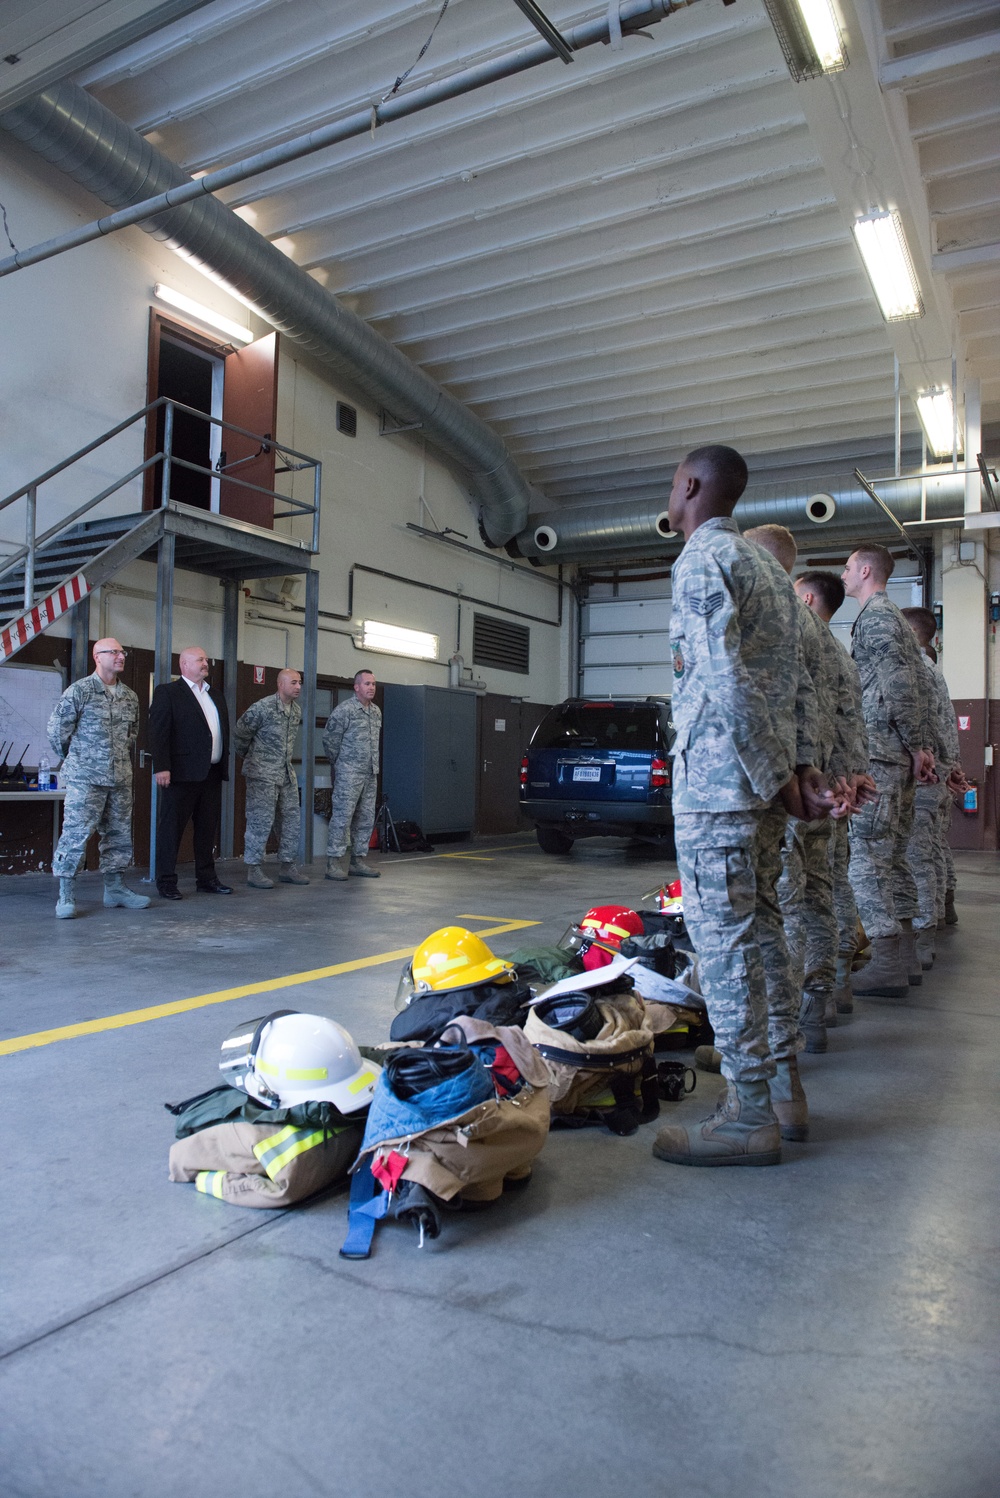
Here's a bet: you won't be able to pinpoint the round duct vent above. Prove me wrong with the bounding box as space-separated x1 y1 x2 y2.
533 525 558 551
654 511 675 537
806 493 836 523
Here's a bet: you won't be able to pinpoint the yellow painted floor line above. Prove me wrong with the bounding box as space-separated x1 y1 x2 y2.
440 854 493 860
0 918 540 1058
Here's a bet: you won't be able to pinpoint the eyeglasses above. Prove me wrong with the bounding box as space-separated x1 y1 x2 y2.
96 649 128 659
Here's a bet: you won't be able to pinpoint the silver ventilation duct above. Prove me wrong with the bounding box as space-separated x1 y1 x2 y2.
0 81 536 546
509 471 974 561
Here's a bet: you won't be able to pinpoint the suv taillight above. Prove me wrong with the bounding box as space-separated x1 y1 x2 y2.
520 754 528 787
650 755 669 788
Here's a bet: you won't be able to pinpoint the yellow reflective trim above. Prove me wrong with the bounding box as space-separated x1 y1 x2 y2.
256 1059 280 1076
285 1066 327 1081
259 1128 327 1181
195 1170 226 1198
348 1069 376 1094
253 1124 297 1161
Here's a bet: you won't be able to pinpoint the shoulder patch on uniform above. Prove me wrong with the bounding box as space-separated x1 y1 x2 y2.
689 591 724 619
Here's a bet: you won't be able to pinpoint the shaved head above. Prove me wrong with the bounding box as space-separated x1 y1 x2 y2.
92 637 126 684
178 646 210 684
668 444 749 539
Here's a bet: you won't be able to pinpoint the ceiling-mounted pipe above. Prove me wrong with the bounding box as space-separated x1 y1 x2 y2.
1 83 546 545
509 470 975 561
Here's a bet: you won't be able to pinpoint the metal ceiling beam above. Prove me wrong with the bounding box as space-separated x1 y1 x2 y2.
0 1 698 279
879 31 1000 88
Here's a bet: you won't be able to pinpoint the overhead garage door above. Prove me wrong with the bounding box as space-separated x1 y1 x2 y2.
581 597 672 698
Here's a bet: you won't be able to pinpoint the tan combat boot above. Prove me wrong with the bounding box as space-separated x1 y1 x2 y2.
914 927 936 969
694 1046 722 1073
55 876 76 919
944 890 958 925
247 864 274 889
652 1079 781 1167
770 1056 809 1142
799 991 828 1053
325 851 349 881
851 935 909 999
898 919 923 986
833 950 854 1014
278 863 310 885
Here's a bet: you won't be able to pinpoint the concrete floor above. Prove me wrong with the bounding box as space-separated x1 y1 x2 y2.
1 836 997 1498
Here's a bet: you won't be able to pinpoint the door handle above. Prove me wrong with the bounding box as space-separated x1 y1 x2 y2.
138 750 153 768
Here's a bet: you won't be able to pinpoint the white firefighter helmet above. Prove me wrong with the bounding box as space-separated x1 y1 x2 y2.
219 1010 378 1112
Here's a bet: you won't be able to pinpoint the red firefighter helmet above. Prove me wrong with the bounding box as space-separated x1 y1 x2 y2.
577 903 645 970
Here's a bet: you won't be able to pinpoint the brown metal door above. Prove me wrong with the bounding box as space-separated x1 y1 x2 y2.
221 333 278 529
476 694 551 834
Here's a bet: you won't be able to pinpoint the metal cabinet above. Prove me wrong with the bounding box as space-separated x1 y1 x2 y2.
382 684 476 836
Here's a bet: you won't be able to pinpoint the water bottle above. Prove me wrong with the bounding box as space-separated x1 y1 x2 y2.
38 755 51 791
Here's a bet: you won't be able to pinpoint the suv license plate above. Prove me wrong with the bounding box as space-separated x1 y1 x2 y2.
572 766 602 783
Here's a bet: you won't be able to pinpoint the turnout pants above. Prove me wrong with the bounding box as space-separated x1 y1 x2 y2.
243 779 300 865
328 767 377 858
848 761 918 940
673 809 774 1086
52 780 133 876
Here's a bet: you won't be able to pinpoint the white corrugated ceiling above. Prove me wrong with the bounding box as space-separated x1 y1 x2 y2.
14 0 1000 509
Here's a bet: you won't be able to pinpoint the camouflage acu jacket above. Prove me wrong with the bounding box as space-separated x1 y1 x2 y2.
850 592 927 765
47 672 139 787
920 655 959 771
669 516 817 813
831 638 869 779
798 602 839 774
234 694 301 784
322 696 381 774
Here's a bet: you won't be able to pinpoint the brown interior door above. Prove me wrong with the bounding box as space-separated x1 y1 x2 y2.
476 695 551 834
221 333 278 529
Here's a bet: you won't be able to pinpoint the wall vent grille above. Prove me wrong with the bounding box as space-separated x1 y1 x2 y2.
473 613 529 675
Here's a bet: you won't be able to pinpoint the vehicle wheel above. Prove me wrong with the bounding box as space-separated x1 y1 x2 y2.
536 826 574 855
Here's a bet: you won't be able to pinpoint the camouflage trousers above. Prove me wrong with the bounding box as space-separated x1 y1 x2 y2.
674 808 777 1086
754 801 802 1063
328 767 377 858
52 780 133 876
848 760 918 940
907 784 945 932
939 791 957 898
779 817 837 1013
830 816 859 953
243 779 300 865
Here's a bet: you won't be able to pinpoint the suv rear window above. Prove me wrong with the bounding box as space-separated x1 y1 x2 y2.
531 702 660 752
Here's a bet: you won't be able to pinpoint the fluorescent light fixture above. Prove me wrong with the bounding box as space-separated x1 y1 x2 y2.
852 211 924 322
359 619 439 661
763 0 847 80
916 388 962 459
152 283 254 344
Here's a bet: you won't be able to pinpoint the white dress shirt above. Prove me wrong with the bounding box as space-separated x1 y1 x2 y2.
183 675 223 763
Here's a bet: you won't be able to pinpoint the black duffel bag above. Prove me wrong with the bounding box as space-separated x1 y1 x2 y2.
390 978 533 1044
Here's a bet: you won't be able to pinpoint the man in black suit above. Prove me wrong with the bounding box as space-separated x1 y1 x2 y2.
149 645 232 898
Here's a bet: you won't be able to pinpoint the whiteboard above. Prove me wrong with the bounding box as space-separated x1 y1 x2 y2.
0 663 66 772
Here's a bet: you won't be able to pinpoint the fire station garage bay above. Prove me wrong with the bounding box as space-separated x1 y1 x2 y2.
1 4 997 1497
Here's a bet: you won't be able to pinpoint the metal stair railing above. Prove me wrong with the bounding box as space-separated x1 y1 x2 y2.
0 396 322 615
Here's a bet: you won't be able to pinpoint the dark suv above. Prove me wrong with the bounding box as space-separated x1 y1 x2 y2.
520 697 673 854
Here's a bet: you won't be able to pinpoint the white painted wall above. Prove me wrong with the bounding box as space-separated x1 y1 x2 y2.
0 145 567 704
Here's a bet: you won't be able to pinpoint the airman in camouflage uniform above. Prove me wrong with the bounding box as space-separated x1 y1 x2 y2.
901 609 960 967
651 448 828 1170
234 669 308 888
47 637 150 919
323 668 381 880
843 547 935 998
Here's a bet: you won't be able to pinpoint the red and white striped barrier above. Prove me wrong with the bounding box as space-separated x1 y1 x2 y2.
1 573 91 662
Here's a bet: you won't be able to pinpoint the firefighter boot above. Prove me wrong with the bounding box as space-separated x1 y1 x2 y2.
899 919 923 986
915 926 936 969
834 950 854 1014
325 852 349 880
349 857 380 878
55 876 76 919
851 936 909 999
103 873 151 909
770 1055 809 1142
799 991 827 1053
651 1079 781 1167
247 864 274 889
278 863 310 885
